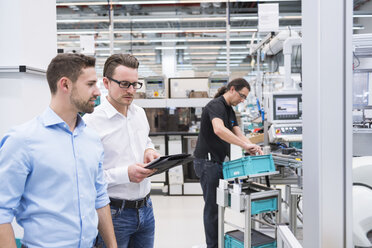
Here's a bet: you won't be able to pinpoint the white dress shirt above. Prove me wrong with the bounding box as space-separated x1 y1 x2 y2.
83 97 155 200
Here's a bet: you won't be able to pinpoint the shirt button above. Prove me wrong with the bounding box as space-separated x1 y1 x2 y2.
82 215 85 219
80 195 84 198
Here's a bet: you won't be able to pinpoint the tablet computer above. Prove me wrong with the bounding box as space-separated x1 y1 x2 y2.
145 153 194 176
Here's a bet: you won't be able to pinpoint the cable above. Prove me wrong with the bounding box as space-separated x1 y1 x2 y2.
353 51 360 69
353 182 372 191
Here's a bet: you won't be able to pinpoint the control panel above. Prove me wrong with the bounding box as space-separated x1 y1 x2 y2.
268 123 303 142
145 77 166 98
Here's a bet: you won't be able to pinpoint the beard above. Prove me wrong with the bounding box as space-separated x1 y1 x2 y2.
70 87 96 114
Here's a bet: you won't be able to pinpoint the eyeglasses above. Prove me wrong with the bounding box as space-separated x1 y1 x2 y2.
237 91 247 100
107 77 143 89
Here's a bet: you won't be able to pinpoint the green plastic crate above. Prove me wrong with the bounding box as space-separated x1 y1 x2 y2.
223 155 275 179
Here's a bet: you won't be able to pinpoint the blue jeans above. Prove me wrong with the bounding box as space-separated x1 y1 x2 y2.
96 197 155 248
194 158 223 248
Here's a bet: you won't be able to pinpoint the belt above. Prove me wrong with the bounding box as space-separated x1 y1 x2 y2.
109 194 150 209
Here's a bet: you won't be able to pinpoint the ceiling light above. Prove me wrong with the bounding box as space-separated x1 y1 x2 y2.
57 0 300 6
155 46 188 50
216 64 240 67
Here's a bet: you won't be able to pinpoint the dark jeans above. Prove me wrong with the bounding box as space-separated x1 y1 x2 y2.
194 158 223 248
95 198 155 248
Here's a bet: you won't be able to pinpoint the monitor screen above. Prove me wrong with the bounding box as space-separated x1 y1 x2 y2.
145 79 164 89
209 78 228 89
273 94 302 121
146 80 163 85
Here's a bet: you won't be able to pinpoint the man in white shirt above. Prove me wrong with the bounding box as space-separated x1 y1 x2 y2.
84 54 160 248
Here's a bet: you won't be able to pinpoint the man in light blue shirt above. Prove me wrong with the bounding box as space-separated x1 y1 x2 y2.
0 54 117 248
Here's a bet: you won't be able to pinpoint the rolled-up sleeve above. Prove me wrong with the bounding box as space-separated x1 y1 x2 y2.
0 130 30 224
95 151 110 209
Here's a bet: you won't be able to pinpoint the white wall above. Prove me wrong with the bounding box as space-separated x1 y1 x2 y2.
0 73 50 137
0 0 56 239
0 0 57 69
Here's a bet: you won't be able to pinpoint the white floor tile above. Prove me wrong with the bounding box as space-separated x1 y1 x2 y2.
152 195 206 248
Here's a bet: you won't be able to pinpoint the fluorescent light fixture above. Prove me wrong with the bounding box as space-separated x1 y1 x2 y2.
57 15 301 24
132 52 156 56
184 56 218 60
57 19 109 24
216 64 240 67
155 46 188 50
150 39 187 43
220 51 250 55
96 53 111 57
217 56 246 59
353 26 365 30
57 0 300 6
279 15 302 20
216 60 243 63
189 46 222 49
188 52 219 55
58 30 99 35
95 47 121 51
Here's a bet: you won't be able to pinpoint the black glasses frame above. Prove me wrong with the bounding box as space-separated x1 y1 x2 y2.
237 91 247 100
107 77 143 89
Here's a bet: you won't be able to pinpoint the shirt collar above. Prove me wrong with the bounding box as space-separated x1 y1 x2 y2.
41 107 65 127
101 96 136 119
219 95 229 107
41 106 85 129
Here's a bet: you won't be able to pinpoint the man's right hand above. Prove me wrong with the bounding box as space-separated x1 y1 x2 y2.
243 143 263 155
128 163 155 183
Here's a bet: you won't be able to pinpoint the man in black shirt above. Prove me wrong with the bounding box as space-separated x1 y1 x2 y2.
194 78 262 248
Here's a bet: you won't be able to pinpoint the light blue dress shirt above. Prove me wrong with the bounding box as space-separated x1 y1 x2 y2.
0 107 110 248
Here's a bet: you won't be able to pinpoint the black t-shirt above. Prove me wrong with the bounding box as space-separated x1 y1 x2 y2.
194 96 238 163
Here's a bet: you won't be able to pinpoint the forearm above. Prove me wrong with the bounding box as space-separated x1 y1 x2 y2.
0 223 17 248
97 205 117 248
235 132 252 145
215 125 247 148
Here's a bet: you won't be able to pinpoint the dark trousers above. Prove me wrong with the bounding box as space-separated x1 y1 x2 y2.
194 158 223 248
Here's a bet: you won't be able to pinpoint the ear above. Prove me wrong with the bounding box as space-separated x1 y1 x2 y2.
230 86 235 93
57 77 72 94
103 77 110 90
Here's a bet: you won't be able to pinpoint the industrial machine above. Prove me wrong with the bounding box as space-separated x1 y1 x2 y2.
208 76 228 98
145 76 166 98
267 91 303 143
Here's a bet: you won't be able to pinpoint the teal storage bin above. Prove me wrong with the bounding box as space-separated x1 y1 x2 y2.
251 197 278 215
15 238 22 248
229 188 278 215
225 229 277 248
223 155 275 179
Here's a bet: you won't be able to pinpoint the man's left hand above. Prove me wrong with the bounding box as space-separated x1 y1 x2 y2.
144 148 161 163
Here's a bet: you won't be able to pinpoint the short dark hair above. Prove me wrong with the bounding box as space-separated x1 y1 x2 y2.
214 78 251 98
46 53 96 95
103 54 139 78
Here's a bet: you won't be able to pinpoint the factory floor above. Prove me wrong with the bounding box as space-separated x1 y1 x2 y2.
151 193 303 248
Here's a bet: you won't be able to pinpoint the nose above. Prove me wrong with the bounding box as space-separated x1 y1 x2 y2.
126 84 136 94
94 85 101 96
